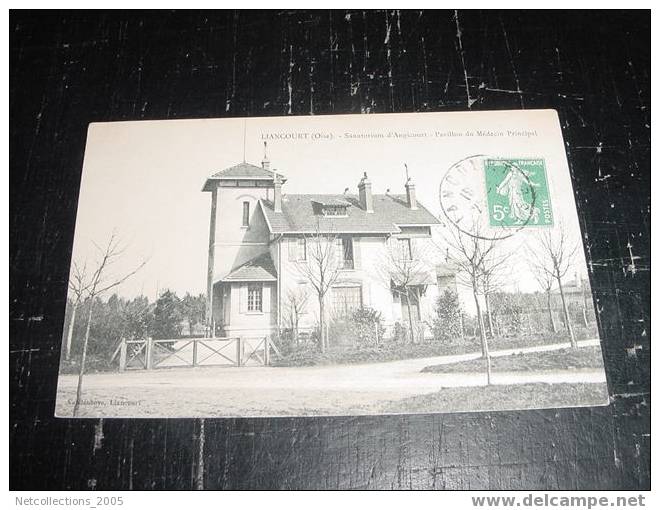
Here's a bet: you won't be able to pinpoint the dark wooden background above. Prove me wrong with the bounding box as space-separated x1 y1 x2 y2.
10 10 650 490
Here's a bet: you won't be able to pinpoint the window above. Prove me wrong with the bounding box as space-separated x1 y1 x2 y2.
341 236 354 269
242 201 250 227
331 286 362 316
298 237 307 260
247 284 262 312
322 206 348 216
398 238 413 261
401 291 421 322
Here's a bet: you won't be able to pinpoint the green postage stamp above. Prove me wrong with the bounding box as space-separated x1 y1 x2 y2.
484 158 553 227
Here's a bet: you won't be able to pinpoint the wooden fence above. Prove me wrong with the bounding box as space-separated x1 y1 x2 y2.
116 336 281 372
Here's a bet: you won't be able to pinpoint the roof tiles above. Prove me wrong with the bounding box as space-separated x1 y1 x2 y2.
220 252 277 282
203 163 287 191
260 193 439 234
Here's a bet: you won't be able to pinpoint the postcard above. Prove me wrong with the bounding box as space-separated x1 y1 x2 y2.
55 110 608 417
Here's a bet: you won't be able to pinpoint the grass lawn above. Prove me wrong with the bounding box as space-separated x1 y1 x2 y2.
273 342 466 367
371 382 609 414
421 345 604 374
273 330 599 367
485 326 598 352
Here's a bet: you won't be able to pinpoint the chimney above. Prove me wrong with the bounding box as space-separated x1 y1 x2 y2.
405 177 417 210
273 171 282 212
358 172 374 213
262 141 270 170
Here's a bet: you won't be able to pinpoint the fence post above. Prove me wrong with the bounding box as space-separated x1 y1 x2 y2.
192 339 198 367
146 337 153 370
236 337 242 367
264 336 270 366
118 337 127 372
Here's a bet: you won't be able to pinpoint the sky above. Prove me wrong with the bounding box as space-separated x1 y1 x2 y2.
72 110 588 308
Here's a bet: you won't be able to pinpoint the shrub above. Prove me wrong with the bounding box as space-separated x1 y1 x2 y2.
273 327 317 356
432 290 463 342
326 306 385 349
392 321 408 343
350 306 385 346
274 328 297 355
327 318 355 347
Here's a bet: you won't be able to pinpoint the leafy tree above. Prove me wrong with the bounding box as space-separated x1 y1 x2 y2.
90 294 124 355
432 290 462 341
63 294 154 373
151 290 184 339
181 293 206 336
121 295 153 340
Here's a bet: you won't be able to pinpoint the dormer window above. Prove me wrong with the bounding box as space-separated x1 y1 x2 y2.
322 205 348 217
311 198 350 217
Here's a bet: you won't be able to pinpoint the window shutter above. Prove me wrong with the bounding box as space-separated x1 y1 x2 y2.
353 237 361 269
239 284 247 313
288 237 297 261
263 284 271 313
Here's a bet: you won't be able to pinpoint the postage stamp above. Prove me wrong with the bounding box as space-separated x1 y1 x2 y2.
484 158 553 228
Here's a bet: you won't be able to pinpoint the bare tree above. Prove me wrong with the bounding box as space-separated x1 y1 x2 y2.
480 255 510 338
440 221 510 385
64 260 92 361
282 286 310 346
73 233 147 416
526 250 558 334
294 224 342 352
580 279 591 328
375 236 438 344
527 226 578 348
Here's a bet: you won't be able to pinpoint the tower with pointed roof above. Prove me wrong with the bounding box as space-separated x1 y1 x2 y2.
202 150 285 337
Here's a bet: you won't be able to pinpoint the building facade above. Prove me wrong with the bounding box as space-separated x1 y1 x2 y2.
202 154 448 341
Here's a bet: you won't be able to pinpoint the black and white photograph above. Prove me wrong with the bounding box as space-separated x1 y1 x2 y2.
55 111 608 418
10 8 650 493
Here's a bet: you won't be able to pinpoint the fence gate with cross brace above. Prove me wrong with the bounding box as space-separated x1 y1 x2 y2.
114 336 281 371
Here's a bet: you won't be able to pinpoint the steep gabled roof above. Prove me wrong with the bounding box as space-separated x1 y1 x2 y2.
259 193 439 234
219 252 277 282
202 162 287 191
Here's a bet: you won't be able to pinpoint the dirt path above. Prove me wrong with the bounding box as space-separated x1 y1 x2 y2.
56 339 605 417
